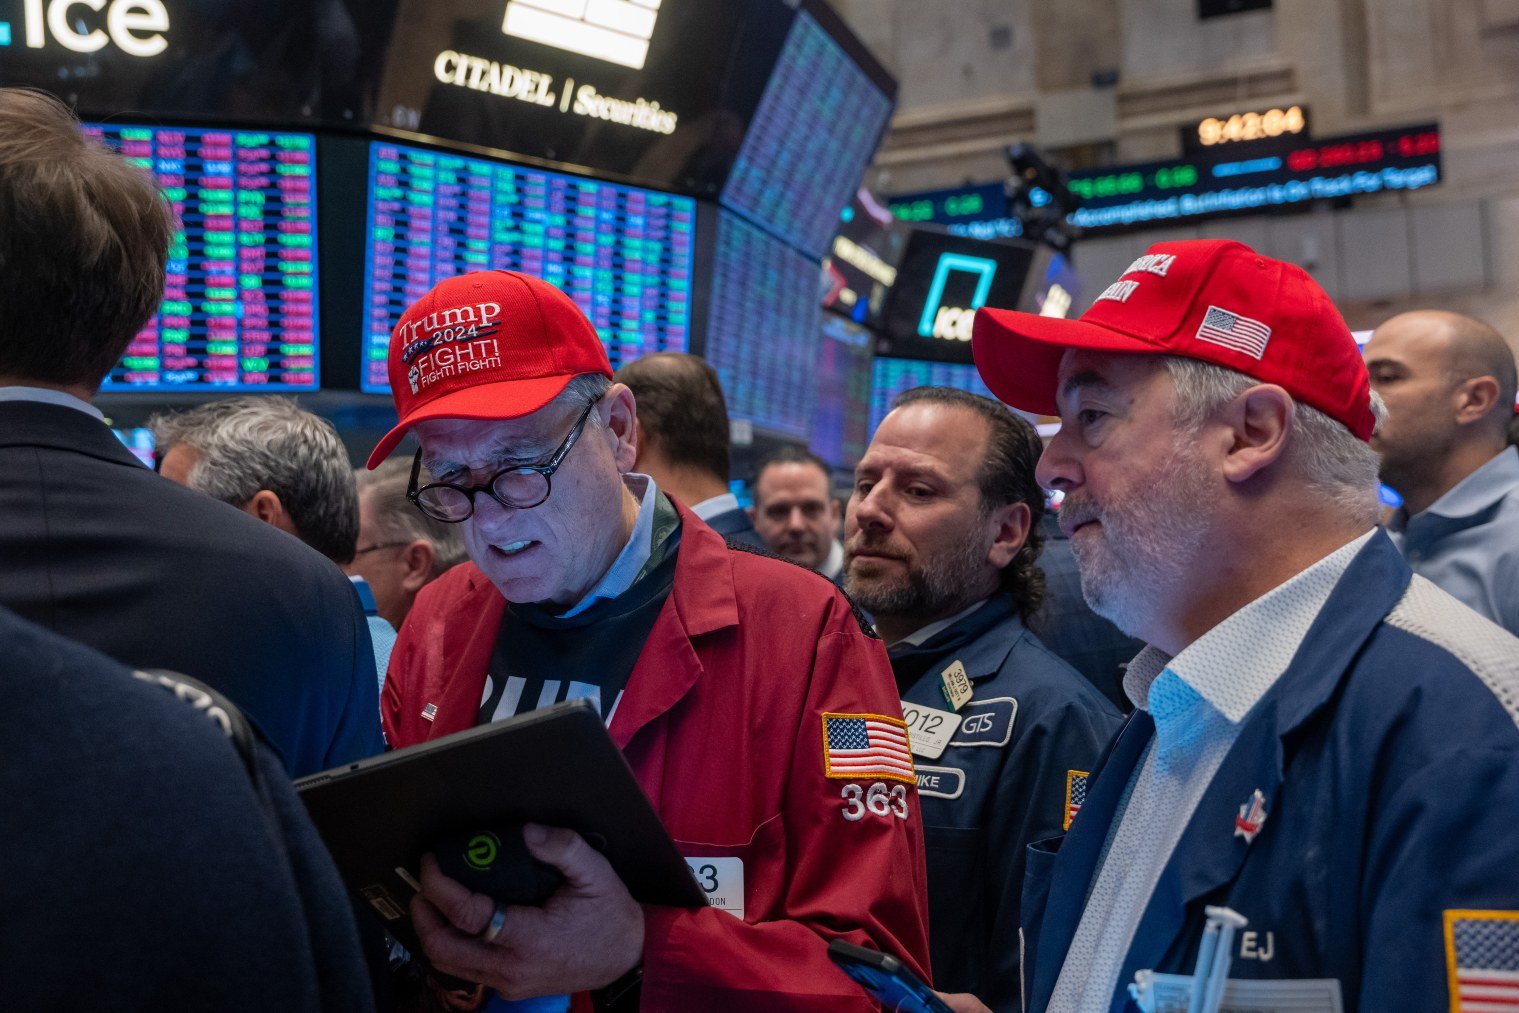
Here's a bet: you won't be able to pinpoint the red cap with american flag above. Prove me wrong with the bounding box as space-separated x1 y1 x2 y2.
971 239 1376 441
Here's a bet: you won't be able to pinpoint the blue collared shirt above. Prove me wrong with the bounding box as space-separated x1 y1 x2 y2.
1387 446 1519 636
691 492 741 522
1048 530 1374 1011
558 473 659 619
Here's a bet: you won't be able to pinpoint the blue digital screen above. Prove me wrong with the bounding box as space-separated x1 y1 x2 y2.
870 357 997 435
112 427 156 468
704 211 821 438
361 141 696 393
810 315 874 467
89 123 320 392
721 10 894 258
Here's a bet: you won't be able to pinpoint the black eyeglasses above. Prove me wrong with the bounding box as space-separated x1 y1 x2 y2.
407 398 600 523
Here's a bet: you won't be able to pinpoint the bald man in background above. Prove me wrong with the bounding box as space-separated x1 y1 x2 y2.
1364 310 1519 634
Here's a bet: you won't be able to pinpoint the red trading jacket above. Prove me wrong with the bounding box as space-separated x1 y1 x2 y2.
384 502 932 1010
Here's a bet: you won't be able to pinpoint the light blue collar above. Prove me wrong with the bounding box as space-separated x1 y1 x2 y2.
691 492 741 522
558 473 659 618
0 385 104 422
1403 446 1519 524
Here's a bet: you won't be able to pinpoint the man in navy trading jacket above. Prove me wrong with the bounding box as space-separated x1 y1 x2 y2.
845 386 1122 1012
960 239 1519 1013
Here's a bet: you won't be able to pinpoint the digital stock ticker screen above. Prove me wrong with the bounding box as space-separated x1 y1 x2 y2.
361 140 695 393
720 9 895 259
91 124 319 391
703 211 823 439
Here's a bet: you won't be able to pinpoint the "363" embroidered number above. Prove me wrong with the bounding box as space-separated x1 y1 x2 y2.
841 782 909 822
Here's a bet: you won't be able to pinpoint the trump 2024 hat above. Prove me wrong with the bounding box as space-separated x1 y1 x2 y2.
367 271 612 468
971 239 1376 441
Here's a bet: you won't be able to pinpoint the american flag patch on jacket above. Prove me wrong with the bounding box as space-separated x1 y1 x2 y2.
822 713 914 783
1446 909 1519 1011
1065 770 1089 831
1196 305 1272 359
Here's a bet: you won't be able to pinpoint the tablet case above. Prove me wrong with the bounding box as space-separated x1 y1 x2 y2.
296 699 705 951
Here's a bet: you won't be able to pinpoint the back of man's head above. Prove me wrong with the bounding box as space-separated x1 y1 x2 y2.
151 396 359 564
355 457 469 577
1443 314 1517 440
614 353 732 485
0 88 175 393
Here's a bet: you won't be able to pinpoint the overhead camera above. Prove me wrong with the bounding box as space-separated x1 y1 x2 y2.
1004 143 1084 257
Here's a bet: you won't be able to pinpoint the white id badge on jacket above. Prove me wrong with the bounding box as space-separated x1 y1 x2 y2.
899 700 963 760
685 857 745 920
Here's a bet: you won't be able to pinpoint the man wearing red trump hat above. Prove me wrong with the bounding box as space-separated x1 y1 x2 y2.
952 240 1519 1013
370 270 930 1010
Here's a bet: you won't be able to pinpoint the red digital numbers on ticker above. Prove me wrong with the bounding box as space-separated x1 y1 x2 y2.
1397 132 1441 157
1288 131 1438 173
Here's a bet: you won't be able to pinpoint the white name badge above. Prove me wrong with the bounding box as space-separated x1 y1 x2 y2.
1130 971 1343 1013
940 660 974 711
685 857 745 920
899 700 963 760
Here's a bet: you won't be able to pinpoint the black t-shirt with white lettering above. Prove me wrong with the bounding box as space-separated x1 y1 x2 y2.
478 494 681 726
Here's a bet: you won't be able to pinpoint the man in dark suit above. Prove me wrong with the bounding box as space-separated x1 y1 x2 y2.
0 87 382 777
613 352 767 548
0 604 375 1011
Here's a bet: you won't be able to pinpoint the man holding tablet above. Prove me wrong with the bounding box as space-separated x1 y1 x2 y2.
371 271 930 1010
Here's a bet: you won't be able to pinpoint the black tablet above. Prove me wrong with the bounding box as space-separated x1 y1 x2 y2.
296 699 705 950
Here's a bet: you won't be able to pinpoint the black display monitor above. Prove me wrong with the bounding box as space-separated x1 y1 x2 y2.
88 121 320 392
701 210 821 439
822 187 905 329
0 0 401 127
718 1 895 259
373 0 786 197
810 314 874 468
877 229 1049 366
359 138 696 393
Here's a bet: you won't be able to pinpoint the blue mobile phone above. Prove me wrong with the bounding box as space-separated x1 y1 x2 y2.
827 939 954 1013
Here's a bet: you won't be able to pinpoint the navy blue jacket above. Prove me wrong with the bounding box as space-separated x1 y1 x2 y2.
0 604 374 1011
893 594 1123 1011
701 504 769 551
1022 532 1519 1012
0 401 383 776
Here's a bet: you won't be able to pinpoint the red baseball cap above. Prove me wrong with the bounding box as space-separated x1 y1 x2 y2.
367 271 612 468
972 239 1375 440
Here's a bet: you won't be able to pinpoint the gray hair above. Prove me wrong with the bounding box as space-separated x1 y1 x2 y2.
563 372 612 416
355 457 469 576
151 396 359 564
1160 357 1388 525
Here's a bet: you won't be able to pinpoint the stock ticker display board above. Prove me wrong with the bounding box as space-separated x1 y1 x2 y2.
361 140 695 392
887 123 1443 238
90 124 320 391
720 8 895 258
1065 123 1442 232
810 314 874 467
869 357 996 435
704 211 822 438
